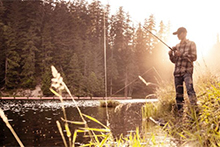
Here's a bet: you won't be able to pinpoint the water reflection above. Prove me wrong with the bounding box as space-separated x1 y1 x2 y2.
0 100 145 146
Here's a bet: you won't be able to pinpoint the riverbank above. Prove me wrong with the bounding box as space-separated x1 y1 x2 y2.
146 72 220 147
0 96 132 100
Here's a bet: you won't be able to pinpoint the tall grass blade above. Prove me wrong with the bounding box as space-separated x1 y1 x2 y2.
0 108 24 147
65 123 72 137
80 127 110 132
56 121 68 147
61 117 86 125
99 134 110 146
82 113 109 130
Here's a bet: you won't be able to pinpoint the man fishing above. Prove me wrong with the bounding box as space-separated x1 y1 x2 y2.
168 27 197 114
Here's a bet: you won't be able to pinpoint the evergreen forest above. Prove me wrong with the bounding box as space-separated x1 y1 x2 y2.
0 0 173 97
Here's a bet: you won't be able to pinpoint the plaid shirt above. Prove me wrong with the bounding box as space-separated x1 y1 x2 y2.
169 39 197 76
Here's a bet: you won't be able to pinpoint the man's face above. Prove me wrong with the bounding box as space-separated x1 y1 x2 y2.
177 32 186 40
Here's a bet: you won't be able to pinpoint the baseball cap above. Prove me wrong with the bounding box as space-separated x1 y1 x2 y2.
173 27 187 35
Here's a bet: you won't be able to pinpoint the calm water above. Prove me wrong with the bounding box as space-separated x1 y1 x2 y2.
0 100 145 146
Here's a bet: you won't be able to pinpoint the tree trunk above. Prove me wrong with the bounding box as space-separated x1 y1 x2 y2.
110 78 112 96
4 58 7 86
124 66 128 98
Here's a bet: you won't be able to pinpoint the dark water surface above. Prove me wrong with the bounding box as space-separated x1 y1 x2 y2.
0 100 144 146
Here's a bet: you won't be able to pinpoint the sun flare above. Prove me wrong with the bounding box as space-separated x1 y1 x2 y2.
107 0 220 59
87 0 220 60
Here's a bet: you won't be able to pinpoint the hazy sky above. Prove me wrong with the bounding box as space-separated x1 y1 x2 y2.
87 0 220 58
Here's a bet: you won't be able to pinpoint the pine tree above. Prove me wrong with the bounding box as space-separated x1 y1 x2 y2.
134 23 147 74
0 1 6 88
108 15 119 96
38 0 54 73
20 1 43 88
66 53 84 96
41 69 52 96
143 14 156 54
51 1 73 71
152 21 166 61
88 0 104 44
133 23 150 96
68 0 90 77
109 7 135 96
87 0 107 86
86 72 104 96
20 27 38 88
3 1 24 89
107 55 118 96
3 24 21 89
109 7 126 96
123 13 136 97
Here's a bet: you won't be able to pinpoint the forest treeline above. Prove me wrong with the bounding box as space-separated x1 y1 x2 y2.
0 0 173 97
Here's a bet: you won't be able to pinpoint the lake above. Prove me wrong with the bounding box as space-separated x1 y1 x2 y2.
0 99 149 146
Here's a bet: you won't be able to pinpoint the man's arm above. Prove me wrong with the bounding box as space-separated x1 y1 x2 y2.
168 50 177 63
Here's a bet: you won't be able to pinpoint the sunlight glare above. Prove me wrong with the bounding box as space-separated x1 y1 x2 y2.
80 0 220 59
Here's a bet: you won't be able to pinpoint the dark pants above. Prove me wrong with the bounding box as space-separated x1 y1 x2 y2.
174 73 197 110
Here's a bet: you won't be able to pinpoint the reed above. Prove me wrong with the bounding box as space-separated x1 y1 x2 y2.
0 108 24 147
50 66 111 147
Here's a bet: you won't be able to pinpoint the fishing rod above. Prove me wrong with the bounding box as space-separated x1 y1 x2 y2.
144 27 175 51
144 27 194 64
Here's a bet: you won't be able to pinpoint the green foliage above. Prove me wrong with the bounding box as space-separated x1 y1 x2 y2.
0 3 6 88
86 72 104 96
0 0 171 97
41 69 52 96
3 25 21 89
66 53 83 95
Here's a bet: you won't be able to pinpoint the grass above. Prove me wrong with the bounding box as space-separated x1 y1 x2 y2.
143 71 220 147
100 100 120 107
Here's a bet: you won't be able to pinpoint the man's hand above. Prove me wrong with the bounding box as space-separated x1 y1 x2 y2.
168 50 173 56
172 46 177 51
174 50 181 57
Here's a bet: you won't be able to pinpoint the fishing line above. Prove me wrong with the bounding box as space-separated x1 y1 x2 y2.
133 19 174 51
103 2 110 128
110 66 161 97
143 27 174 51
